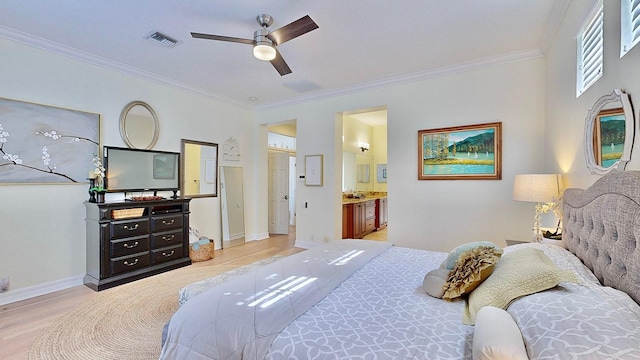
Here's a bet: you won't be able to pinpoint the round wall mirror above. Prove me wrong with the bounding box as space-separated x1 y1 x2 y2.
584 89 635 175
119 101 159 150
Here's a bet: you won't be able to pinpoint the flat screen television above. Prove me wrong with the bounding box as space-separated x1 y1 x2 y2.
104 146 180 193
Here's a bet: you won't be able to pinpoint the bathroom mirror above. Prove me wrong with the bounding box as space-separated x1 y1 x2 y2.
220 166 245 248
356 153 373 191
119 101 159 150
180 139 218 198
357 164 370 183
584 89 635 175
342 151 356 191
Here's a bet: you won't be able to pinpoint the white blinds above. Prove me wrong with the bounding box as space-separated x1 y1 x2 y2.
577 1 603 97
621 0 640 57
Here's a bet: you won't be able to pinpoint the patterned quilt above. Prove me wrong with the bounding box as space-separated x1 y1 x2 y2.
163 241 640 359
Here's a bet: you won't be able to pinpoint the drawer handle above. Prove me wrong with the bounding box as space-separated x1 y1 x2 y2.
123 224 139 231
162 234 175 242
162 250 175 257
123 259 139 266
162 219 175 225
123 241 139 249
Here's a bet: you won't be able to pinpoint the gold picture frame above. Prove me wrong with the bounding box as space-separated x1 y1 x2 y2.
418 122 502 180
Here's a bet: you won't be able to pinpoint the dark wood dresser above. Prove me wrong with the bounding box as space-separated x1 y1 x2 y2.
84 198 191 291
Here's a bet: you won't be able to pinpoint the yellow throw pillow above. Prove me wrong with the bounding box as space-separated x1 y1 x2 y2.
463 247 579 325
442 246 503 300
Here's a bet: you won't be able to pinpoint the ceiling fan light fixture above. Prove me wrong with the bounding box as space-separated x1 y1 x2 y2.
253 42 276 61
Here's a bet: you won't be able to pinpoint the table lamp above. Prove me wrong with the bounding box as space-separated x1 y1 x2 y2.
513 174 563 242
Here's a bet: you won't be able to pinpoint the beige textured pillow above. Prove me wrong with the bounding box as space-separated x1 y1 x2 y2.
463 247 579 325
442 246 503 300
423 268 452 298
473 306 529 360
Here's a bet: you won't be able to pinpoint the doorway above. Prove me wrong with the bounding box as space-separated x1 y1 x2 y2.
267 121 297 236
342 107 388 241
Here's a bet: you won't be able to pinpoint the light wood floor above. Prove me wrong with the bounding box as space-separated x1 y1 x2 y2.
0 231 301 360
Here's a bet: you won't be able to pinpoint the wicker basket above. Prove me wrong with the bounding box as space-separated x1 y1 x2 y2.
112 208 145 219
189 241 214 262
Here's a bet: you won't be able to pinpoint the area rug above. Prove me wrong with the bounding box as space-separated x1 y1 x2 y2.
28 255 284 360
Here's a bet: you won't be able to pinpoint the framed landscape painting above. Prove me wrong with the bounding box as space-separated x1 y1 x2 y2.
418 122 502 180
593 108 625 168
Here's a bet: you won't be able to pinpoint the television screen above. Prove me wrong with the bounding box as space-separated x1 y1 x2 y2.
104 146 179 192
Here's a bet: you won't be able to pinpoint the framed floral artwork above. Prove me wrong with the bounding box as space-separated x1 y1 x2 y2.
0 97 100 184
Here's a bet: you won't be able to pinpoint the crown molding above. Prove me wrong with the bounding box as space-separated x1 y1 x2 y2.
0 25 543 112
255 48 544 111
540 0 571 53
0 25 246 108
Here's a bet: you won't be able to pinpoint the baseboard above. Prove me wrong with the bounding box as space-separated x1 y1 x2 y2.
0 274 84 306
249 232 270 241
294 240 322 249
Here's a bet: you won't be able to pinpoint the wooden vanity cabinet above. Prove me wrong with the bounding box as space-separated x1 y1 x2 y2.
84 198 191 291
343 199 377 239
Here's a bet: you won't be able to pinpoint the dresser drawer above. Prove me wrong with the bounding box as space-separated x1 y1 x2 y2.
365 217 376 230
151 214 183 232
365 205 376 219
110 253 151 276
152 245 183 264
151 229 183 248
110 236 150 258
110 219 149 239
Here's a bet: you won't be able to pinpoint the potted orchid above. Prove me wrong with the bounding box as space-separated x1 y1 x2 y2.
88 154 106 202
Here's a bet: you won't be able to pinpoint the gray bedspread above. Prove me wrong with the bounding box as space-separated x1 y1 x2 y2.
504 243 640 360
160 240 393 360
162 239 640 359
265 244 473 359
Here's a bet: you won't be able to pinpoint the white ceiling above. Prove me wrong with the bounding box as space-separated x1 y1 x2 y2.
0 1 568 109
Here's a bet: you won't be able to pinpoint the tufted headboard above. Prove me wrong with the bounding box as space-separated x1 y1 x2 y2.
562 171 640 304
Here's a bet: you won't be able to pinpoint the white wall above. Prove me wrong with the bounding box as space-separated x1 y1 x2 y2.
257 58 546 252
0 38 259 302
545 1 640 189
7 6 611 300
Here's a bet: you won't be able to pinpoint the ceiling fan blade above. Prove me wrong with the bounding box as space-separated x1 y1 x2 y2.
191 32 253 45
270 49 292 76
267 15 318 45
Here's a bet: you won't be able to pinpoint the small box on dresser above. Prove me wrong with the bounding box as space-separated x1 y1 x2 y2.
84 198 191 291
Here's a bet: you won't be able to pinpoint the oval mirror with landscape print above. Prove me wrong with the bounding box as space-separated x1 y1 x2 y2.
584 89 635 175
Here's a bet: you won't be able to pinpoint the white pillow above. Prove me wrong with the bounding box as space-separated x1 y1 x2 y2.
473 306 529 360
422 268 451 298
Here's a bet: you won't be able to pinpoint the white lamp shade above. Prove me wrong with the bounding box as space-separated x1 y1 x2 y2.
253 42 276 61
513 174 562 203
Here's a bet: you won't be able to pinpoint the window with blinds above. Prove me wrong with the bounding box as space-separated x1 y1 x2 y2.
576 0 604 97
621 0 640 57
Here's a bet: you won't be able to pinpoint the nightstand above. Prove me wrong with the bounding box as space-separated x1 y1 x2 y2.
505 240 530 246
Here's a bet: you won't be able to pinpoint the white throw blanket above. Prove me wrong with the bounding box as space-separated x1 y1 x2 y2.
159 240 392 360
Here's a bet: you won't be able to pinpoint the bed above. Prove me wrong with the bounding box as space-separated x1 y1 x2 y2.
160 171 640 359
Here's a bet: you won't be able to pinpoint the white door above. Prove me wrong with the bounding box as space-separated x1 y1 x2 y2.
268 152 290 234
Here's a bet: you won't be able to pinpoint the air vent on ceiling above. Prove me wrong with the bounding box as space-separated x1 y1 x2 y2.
144 31 181 48
283 80 323 93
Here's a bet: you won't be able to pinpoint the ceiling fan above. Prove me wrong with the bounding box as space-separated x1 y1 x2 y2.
191 14 318 76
